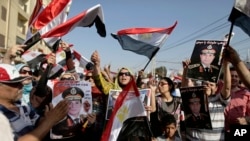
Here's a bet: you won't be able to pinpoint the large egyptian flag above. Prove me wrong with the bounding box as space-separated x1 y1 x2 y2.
228 0 250 36
41 4 106 38
101 78 152 141
25 0 72 48
111 21 177 59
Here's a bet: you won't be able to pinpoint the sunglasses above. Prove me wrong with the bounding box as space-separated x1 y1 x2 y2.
85 76 92 80
158 82 168 86
61 77 75 80
118 72 131 76
19 70 32 75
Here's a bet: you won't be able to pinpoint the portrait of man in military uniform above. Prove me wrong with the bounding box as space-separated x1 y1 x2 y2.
51 87 87 139
187 40 224 82
180 86 212 129
184 92 211 129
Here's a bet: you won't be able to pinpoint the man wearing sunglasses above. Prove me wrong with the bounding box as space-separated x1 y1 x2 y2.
0 63 68 141
15 63 33 106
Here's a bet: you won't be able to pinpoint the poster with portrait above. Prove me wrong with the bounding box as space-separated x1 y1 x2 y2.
50 80 92 139
186 40 224 83
105 89 151 120
180 86 212 129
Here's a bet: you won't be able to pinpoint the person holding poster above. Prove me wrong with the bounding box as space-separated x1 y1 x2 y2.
51 85 96 140
52 87 85 138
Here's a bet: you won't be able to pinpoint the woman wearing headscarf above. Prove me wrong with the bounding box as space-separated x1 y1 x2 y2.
91 50 153 141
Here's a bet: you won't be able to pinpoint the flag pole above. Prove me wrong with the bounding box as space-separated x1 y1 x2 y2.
142 48 160 71
17 33 42 55
46 39 61 78
226 20 235 46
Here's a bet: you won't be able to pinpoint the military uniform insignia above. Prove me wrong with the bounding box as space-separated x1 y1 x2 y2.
192 93 196 98
210 65 219 70
207 45 212 49
70 87 77 95
211 76 216 82
188 63 200 69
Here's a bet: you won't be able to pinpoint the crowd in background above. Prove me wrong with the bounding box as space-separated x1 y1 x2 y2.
0 40 250 141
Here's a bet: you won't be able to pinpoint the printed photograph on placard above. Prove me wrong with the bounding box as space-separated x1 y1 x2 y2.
50 80 92 139
187 40 224 82
180 86 212 129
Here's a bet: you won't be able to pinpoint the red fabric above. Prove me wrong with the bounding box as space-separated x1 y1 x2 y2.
91 86 102 96
28 0 43 26
117 21 177 35
32 0 71 30
0 68 10 81
101 78 139 141
224 88 250 131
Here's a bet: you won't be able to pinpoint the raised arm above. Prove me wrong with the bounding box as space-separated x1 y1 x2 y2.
2 45 25 64
224 46 250 89
220 60 231 99
90 50 114 94
18 101 68 141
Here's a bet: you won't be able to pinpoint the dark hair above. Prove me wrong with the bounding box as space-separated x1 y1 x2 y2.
160 77 175 93
161 114 177 127
230 66 236 71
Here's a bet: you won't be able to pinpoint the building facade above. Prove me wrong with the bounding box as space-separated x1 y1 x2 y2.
0 0 51 54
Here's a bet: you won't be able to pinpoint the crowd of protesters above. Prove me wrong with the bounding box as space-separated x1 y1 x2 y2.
0 35 250 141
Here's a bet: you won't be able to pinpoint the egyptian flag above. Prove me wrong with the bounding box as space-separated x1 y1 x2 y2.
73 50 94 71
111 21 177 59
41 4 106 38
21 50 46 70
229 0 250 36
26 0 44 40
21 49 64 77
101 78 152 141
25 0 72 48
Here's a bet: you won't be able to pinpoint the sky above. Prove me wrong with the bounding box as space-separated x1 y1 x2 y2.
63 0 250 75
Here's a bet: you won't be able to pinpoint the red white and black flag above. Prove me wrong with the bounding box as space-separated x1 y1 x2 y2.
41 4 106 38
228 0 250 37
101 78 152 141
111 21 177 59
25 0 72 48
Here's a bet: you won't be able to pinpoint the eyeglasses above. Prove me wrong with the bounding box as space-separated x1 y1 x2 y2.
19 70 32 75
85 76 92 80
158 82 168 86
118 72 131 76
61 77 75 80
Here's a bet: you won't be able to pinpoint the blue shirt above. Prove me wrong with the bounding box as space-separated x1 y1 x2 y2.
0 101 40 140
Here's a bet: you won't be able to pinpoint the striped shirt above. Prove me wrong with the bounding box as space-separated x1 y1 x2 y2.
185 94 230 141
0 101 40 140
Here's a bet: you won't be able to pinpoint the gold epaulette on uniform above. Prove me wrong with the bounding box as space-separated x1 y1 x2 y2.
211 65 219 70
188 63 201 69
185 114 192 119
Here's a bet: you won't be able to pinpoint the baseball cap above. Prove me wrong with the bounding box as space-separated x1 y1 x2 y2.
0 64 31 83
